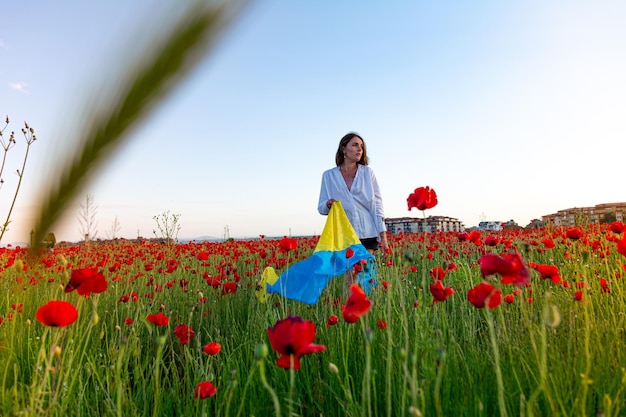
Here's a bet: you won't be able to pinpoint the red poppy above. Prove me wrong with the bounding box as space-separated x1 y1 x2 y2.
35 300 78 327
326 315 338 328
566 227 583 240
353 260 366 273
429 280 455 303
174 324 194 345
221 282 237 294
503 293 515 304
541 238 556 249
430 267 447 281
467 282 502 309
64 267 108 296
574 290 584 302
484 235 500 246
468 230 482 246
279 237 298 252
533 264 561 284
407 186 438 211
617 236 626 258
610 222 625 234
266 316 326 370
203 342 222 356
194 381 217 399
341 284 373 323
118 291 139 303
146 312 169 326
345 248 355 258
478 252 530 286
376 319 387 330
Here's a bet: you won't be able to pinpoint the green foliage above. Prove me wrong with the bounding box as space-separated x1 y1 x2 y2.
601 211 617 224
1 226 625 416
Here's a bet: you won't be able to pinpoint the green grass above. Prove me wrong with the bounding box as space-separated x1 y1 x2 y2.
0 225 625 416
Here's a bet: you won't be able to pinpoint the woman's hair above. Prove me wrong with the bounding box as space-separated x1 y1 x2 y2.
335 132 369 166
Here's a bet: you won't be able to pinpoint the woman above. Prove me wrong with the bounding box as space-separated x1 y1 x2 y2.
318 132 388 255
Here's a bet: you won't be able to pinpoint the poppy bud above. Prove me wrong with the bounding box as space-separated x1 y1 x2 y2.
328 363 339 375
545 304 561 328
409 406 423 417
254 343 268 360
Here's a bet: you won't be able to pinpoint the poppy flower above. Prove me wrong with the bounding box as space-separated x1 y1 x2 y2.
503 293 515 304
478 252 530 286
468 230 482 246
326 315 338 328
279 237 298 252
35 300 78 327
64 267 108 296
118 291 139 303
174 324 194 345
532 264 561 284
376 319 387 330
610 222 625 234
341 284 373 323
194 381 217 399
407 186 438 211
429 280 455 303
221 282 237 294
618 236 626 258
266 316 326 370
566 227 583 240
203 342 222 356
467 282 502 309
430 267 447 281
146 312 169 326
484 235 500 246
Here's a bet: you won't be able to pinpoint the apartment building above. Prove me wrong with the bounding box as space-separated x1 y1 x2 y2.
542 202 626 226
385 216 465 234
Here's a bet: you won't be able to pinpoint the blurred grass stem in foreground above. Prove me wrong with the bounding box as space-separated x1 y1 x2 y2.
29 1 248 249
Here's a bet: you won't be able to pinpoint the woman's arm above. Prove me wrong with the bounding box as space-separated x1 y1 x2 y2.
318 171 334 215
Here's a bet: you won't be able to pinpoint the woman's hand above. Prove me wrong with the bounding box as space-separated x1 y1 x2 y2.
326 199 336 209
379 232 389 255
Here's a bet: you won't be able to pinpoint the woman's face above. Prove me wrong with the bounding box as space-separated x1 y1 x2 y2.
343 137 364 163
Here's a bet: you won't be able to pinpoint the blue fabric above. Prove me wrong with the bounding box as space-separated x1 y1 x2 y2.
266 243 377 304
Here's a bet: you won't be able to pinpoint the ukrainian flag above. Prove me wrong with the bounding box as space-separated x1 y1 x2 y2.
258 201 377 304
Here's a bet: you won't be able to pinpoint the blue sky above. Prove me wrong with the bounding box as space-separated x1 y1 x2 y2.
2 1 625 244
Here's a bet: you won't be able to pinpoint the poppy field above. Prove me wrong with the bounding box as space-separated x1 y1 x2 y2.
2 222 626 416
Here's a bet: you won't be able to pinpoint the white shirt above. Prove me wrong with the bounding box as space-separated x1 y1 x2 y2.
317 165 387 239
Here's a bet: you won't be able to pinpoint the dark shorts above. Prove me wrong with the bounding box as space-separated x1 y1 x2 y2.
360 237 379 251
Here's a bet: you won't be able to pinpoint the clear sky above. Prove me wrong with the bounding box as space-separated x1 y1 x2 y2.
1 1 625 244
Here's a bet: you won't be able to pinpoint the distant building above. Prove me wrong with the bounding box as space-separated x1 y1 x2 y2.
385 216 465 234
525 219 544 229
478 221 503 232
542 202 626 226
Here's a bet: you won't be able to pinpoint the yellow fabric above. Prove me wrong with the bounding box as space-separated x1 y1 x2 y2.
256 266 279 303
314 201 361 253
